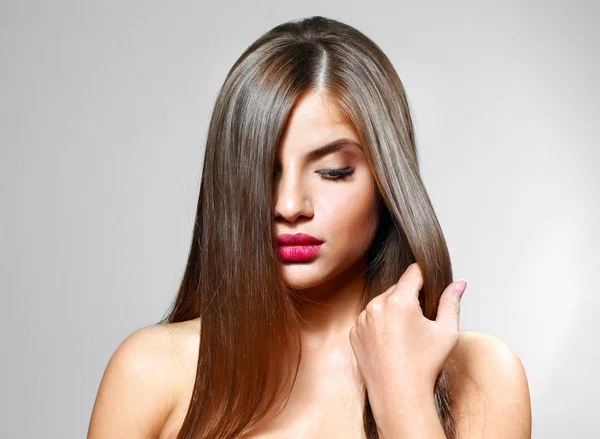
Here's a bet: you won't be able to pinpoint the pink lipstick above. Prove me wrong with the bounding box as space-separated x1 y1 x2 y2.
276 233 324 262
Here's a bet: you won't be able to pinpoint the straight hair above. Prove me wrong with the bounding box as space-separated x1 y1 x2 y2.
159 16 459 439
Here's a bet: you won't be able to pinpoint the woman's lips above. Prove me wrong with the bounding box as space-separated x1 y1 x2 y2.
277 244 323 262
276 233 324 262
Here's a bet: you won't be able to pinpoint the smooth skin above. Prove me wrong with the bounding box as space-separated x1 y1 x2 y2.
87 90 532 438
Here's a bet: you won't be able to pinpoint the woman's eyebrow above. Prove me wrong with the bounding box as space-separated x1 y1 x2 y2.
304 139 362 161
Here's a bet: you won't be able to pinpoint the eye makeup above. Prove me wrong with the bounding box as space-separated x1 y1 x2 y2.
318 167 355 181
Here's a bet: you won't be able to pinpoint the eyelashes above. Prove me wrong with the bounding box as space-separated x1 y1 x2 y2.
272 167 356 182
318 167 355 181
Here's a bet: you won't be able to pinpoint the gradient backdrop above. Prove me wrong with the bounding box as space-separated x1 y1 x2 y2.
1 1 598 437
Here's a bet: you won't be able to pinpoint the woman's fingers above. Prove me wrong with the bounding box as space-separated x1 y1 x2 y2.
387 262 423 302
435 280 467 333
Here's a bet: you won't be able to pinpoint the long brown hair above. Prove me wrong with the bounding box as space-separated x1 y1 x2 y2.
158 16 459 439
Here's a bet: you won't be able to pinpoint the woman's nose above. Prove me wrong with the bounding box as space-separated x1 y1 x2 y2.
273 173 314 223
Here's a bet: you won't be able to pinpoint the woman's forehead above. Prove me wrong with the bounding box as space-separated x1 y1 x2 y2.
277 92 359 159
287 90 350 127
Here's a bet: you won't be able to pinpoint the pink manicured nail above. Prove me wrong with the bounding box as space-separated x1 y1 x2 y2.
455 279 467 297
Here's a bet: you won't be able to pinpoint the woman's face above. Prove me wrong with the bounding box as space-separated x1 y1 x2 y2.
273 90 382 291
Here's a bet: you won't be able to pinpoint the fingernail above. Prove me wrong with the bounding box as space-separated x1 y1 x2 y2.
455 279 467 297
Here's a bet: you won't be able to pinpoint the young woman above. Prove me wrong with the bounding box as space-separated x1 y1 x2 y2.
88 16 531 439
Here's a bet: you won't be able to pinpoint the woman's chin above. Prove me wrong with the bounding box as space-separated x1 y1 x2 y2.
279 265 327 290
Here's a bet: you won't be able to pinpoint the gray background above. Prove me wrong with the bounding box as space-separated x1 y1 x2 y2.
1 0 598 438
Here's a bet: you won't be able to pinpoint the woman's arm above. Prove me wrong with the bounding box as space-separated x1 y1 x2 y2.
87 325 176 439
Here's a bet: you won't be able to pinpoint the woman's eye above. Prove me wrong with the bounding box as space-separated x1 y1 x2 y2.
318 167 355 181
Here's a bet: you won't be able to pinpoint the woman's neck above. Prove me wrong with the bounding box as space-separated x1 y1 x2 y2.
293 258 367 350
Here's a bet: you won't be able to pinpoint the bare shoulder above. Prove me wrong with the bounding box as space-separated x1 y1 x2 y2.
445 330 532 438
87 319 201 438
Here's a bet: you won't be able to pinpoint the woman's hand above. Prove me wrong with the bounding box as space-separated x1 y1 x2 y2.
349 263 467 410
